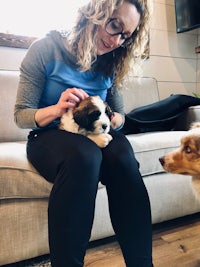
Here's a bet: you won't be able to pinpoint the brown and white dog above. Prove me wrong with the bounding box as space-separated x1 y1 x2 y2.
59 96 113 148
159 122 200 196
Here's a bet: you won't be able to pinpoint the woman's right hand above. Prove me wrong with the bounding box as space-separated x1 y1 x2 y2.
35 88 89 127
55 88 89 117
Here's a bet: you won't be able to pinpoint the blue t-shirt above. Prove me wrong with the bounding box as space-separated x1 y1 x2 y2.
39 61 113 108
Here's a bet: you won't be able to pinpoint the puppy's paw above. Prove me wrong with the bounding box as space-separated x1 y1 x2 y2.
88 133 113 148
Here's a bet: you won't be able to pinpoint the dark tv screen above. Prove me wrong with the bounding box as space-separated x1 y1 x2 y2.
174 0 200 33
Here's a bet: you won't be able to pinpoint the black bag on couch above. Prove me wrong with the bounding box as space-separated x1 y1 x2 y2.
121 94 200 134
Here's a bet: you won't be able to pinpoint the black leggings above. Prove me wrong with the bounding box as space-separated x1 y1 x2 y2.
27 128 153 267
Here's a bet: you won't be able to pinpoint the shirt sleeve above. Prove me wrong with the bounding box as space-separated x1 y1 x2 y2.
106 85 126 131
14 38 49 129
106 85 125 115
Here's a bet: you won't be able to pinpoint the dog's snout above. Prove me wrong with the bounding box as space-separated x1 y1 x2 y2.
159 157 165 166
102 124 108 130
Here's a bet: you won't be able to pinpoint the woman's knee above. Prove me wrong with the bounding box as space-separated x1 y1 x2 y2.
70 141 102 169
100 133 141 184
57 140 103 187
103 133 138 168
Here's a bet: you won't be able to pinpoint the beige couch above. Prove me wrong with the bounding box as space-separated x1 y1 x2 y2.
1 70 200 265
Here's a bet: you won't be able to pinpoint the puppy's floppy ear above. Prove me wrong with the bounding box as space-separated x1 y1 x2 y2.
73 107 101 129
73 107 89 128
88 110 101 121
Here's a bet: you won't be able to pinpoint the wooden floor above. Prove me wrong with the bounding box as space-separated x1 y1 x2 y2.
84 213 200 267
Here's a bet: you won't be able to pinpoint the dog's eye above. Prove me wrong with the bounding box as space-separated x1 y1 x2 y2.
184 146 192 153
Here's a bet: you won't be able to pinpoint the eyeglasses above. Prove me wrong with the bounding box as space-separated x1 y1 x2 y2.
105 18 133 46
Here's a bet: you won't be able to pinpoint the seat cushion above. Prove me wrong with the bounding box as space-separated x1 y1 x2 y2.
0 131 187 199
0 142 105 200
126 131 187 177
0 142 52 200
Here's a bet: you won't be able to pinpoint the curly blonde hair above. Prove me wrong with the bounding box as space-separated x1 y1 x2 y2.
67 0 152 86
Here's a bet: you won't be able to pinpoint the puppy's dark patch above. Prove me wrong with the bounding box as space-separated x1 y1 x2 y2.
74 107 101 132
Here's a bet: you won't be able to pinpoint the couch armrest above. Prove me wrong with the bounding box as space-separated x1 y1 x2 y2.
175 105 200 130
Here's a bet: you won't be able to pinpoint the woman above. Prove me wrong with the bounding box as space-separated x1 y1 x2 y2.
14 0 153 266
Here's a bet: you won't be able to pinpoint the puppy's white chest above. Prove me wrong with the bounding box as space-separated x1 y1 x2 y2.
60 109 79 133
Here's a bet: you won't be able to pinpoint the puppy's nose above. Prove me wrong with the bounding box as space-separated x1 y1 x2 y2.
102 124 108 130
159 157 165 166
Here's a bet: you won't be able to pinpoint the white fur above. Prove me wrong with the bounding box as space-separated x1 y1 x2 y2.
59 96 112 148
88 96 110 134
60 109 79 133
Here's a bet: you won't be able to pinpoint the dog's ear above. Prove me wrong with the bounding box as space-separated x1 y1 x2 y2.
194 137 200 155
73 107 89 128
73 108 101 129
88 109 101 121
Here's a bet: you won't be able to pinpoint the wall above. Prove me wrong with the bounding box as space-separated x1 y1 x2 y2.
143 0 199 99
0 0 199 100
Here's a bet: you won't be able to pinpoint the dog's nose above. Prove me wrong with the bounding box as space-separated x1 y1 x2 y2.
159 157 165 166
102 124 108 130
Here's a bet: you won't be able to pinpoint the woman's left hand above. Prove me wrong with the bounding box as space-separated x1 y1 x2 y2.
110 112 124 130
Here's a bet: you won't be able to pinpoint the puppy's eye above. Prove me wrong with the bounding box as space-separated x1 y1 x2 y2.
184 146 192 153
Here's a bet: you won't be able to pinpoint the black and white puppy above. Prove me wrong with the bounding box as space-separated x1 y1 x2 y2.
59 96 113 148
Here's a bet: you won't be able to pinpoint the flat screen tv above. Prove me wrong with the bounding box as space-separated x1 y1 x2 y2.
174 0 200 33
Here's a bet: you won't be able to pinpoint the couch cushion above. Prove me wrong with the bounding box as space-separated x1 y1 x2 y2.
122 76 160 114
126 131 187 177
0 142 105 200
0 142 52 200
0 71 29 142
0 131 187 199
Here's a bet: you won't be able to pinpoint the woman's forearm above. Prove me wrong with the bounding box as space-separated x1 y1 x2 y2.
34 105 62 127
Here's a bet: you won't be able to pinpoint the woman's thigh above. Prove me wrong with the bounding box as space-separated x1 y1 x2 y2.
27 128 102 182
